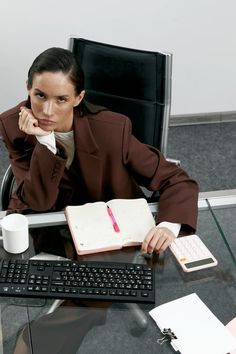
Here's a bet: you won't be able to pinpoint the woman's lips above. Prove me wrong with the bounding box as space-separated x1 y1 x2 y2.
38 119 55 125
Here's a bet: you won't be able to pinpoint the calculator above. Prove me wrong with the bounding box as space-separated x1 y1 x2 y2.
169 234 218 272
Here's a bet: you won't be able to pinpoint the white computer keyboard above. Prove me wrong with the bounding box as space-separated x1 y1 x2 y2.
170 234 218 272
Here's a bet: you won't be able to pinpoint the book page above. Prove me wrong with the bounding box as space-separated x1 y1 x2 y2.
107 198 155 244
65 202 122 253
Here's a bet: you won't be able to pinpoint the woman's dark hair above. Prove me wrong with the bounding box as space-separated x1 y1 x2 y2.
28 47 84 93
27 47 107 116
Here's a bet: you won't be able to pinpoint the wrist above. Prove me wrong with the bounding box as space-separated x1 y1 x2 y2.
36 131 57 154
156 221 181 237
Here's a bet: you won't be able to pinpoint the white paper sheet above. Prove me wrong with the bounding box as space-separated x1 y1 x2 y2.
149 293 236 354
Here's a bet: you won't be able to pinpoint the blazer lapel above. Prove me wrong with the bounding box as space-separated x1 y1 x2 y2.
73 115 102 200
24 134 37 146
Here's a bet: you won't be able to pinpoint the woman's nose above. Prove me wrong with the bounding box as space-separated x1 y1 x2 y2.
43 101 54 116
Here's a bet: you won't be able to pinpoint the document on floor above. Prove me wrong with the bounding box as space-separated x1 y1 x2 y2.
149 293 236 354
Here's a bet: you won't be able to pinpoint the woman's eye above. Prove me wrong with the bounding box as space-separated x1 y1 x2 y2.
35 92 45 99
58 97 67 103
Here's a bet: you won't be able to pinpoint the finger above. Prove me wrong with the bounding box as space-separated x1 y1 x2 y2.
154 230 167 251
19 110 38 134
20 113 32 132
154 228 175 253
19 109 29 126
142 228 168 254
155 237 170 253
18 112 28 131
143 229 162 253
33 126 50 136
20 106 32 115
25 115 36 132
141 227 156 253
18 112 23 130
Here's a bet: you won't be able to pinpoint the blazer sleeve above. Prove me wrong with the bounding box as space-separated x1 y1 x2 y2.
0 113 67 211
122 117 199 233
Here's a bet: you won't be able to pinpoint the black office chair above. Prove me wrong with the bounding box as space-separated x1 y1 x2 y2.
0 164 15 211
69 37 172 156
69 37 180 204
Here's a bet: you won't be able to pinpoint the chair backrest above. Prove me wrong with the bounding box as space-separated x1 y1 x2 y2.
69 38 172 156
0 164 15 211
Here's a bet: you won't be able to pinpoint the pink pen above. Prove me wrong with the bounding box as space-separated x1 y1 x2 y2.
107 206 120 232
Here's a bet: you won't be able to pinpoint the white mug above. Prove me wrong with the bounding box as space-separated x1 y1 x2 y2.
1 213 29 254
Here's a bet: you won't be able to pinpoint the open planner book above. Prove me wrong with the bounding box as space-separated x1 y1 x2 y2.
64 198 155 255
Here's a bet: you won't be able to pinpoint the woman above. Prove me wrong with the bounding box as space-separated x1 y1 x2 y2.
1 47 199 354
0 47 199 254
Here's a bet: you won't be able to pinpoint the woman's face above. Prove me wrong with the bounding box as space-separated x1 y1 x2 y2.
27 71 84 132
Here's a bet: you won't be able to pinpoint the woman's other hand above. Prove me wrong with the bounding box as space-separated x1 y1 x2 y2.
141 227 175 254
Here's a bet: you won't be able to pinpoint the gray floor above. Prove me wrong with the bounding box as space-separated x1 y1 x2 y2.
167 121 236 191
1 121 236 192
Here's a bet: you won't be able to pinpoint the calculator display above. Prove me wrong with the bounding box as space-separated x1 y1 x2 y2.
185 258 215 269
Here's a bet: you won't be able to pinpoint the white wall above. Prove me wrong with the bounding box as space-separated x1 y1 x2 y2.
0 0 236 115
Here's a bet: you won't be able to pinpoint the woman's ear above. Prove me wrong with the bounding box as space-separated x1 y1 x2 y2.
74 90 85 107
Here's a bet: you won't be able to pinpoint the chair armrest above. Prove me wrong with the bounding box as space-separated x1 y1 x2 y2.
166 157 181 166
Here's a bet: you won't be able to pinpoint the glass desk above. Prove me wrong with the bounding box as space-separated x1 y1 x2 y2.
208 198 236 266
0 195 236 354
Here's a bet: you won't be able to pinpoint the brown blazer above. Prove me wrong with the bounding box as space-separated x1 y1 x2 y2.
0 101 199 232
